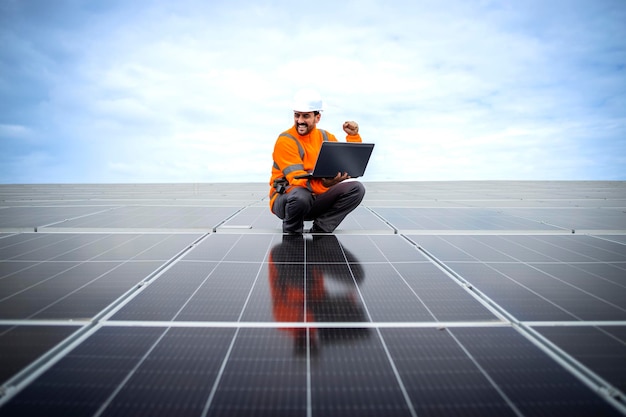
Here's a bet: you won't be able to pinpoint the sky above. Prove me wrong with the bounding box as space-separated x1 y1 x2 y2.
1 0 625 184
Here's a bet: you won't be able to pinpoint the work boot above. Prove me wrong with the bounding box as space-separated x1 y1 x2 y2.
308 224 330 234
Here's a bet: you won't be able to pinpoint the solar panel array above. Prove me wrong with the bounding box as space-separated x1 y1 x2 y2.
0 181 625 416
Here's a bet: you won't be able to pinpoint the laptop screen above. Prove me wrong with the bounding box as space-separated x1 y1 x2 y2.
308 142 375 178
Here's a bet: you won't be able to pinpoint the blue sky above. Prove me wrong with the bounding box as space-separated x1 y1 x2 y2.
1 0 625 183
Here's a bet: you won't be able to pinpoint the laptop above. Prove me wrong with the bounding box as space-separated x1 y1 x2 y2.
295 142 375 179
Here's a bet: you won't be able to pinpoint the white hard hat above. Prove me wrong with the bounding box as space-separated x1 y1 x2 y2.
292 89 324 112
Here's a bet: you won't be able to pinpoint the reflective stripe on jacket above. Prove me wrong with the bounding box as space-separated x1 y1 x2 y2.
268 126 362 211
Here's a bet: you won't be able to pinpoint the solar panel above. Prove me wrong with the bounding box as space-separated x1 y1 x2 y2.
0 325 80 384
208 327 308 416
0 181 625 416
536 325 626 393
450 327 621 416
380 327 519 417
371 207 563 231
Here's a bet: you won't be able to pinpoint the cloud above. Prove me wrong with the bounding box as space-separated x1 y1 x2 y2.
0 124 35 140
1 0 625 183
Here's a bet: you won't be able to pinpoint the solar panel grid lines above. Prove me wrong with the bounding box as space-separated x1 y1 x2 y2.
407 234 626 320
0 181 625 416
38 206 121 230
0 320 107 410
520 324 626 412
449 326 624 416
0 324 81 387
408 232 626 413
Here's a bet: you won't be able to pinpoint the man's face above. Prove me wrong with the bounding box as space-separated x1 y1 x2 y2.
294 111 321 135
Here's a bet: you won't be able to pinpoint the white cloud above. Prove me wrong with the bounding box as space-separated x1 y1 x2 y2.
0 124 35 140
1 0 625 183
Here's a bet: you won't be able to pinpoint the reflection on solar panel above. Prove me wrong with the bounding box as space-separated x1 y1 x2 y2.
0 181 625 416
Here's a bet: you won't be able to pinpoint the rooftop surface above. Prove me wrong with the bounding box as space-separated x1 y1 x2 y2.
0 181 625 416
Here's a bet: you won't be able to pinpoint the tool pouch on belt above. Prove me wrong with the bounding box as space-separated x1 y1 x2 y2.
273 177 288 194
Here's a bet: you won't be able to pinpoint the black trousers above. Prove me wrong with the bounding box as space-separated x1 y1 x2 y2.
272 181 366 234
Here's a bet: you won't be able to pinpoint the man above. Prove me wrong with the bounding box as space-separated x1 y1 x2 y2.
269 89 366 234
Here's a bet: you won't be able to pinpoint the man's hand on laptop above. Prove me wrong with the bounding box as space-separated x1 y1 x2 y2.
322 172 350 188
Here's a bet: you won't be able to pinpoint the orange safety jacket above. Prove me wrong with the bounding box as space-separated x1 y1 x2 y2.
269 125 362 211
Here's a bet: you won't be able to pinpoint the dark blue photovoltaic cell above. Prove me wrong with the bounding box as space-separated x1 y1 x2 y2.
7 233 194 263
114 261 265 323
0 325 80 385
0 326 166 417
221 233 276 262
218 206 281 230
310 328 412 416
451 327 622 416
444 263 579 321
0 234 112 261
46 234 165 262
111 261 220 321
407 235 478 261
355 263 435 322
182 234 251 261
0 207 111 229
174 262 263 322
598 235 626 245
441 235 557 262
602 325 626 341
45 206 239 230
131 234 202 260
392 263 498 321
483 263 626 321
0 234 76 259
533 263 626 310
337 206 395 231
207 328 307 416
307 235 365 263
241 263 303 322
33 261 164 320
0 261 41 278
411 234 626 263
312 234 388 262
306 263 367 323
373 208 559 231
502 235 626 263
96 327 235 417
531 235 626 262
426 236 517 262
367 234 428 262
536 326 626 393
91 234 202 261
500 208 626 230
271 234 305 263
334 234 428 262
575 262 626 287
561 236 626 262
381 328 518 416
0 261 78 294
0 261 163 320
